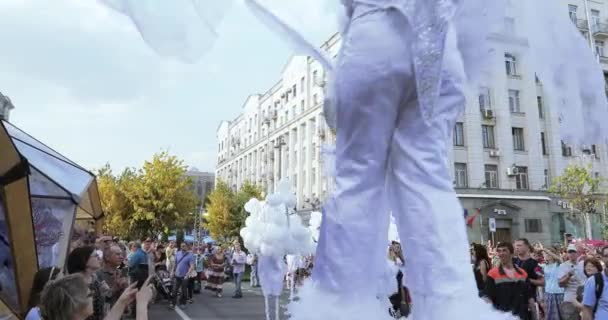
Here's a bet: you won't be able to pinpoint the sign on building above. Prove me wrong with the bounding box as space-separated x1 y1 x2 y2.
489 218 497 233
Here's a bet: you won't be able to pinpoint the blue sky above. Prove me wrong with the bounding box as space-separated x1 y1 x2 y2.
0 0 337 173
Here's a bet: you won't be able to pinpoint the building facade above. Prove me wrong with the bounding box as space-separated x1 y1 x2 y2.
0 92 14 121
216 1 608 244
185 168 215 206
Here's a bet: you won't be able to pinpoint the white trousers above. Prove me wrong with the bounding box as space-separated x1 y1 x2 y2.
312 4 486 318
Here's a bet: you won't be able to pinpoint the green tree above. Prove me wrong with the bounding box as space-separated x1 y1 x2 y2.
97 164 134 238
126 151 198 239
204 180 263 242
97 152 198 240
549 164 604 240
205 180 234 241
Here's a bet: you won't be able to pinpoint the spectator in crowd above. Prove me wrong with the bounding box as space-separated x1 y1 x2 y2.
205 247 227 298
171 242 195 308
96 245 128 315
25 266 61 320
39 274 94 320
472 243 491 297
143 238 155 275
128 242 148 278
194 247 205 293
582 246 608 320
514 238 545 317
154 244 167 272
231 242 247 299
247 252 259 288
559 243 587 320
40 273 154 320
166 241 177 275
67 246 105 320
542 247 565 320
484 242 530 320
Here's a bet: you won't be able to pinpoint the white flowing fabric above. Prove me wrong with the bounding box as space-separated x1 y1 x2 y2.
522 0 608 146
99 0 234 63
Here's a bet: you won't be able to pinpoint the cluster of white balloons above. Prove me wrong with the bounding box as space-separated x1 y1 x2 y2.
240 179 316 258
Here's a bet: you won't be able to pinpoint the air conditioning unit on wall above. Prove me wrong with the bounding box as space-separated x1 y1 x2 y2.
506 167 519 176
489 150 500 157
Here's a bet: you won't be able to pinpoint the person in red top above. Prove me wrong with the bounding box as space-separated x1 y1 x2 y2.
484 242 531 320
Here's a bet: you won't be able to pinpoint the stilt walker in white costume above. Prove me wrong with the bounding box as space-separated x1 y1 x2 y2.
100 0 608 318
239 180 316 320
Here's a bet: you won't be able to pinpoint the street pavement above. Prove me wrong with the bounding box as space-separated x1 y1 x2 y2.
149 282 289 320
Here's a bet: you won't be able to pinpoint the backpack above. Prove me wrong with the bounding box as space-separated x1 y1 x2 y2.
594 272 604 314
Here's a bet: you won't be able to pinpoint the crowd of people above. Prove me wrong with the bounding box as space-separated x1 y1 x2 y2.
25 227 608 320
470 239 608 320
21 230 319 320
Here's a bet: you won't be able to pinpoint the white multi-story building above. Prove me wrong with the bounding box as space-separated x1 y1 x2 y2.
217 1 608 244
0 92 14 121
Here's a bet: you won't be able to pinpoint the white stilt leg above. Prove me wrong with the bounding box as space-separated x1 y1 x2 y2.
265 296 271 320
289 273 295 300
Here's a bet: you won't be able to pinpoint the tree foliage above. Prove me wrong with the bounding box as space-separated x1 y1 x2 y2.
549 164 604 239
97 152 198 240
205 180 263 242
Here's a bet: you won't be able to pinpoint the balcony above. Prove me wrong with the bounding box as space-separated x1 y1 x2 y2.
593 23 608 38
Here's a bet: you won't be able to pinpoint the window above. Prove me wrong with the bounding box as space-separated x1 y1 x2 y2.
541 132 548 155
293 84 297 97
508 89 521 112
562 141 573 156
311 168 316 186
482 125 496 149
454 163 468 188
569 5 578 24
505 54 518 76
484 165 499 189
537 96 544 118
300 77 305 92
512 127 525 151
525 219 542 233
592 10 601 31
592 144 600 159
544 169 550 188
515 166 529 190
292 106 296 119
479 87 492 111
312 70 318 85
596 41 605 57
453 122 465 146
312 142 316 160
313 94 318 106
301 100 305 113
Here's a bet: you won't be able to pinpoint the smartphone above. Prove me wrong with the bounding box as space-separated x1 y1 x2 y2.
134 265 149 289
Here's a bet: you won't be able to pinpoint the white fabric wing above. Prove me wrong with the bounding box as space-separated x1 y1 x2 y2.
454 0 508 85
99 0 234 63
522 0 608 146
